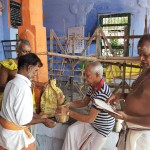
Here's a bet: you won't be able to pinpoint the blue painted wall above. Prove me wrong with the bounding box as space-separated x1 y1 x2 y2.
0 0 18 60
43 0 149 56
0 11 4 60
0 0 149 61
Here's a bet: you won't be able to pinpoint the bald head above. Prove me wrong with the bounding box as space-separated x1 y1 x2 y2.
138 34 150 55
138 34 150 68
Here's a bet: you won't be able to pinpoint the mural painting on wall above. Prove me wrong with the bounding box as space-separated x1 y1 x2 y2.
69 2 94 26
0 0 3 16
137 0 149 8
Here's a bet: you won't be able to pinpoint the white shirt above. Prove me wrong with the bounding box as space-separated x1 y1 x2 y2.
0 74 35 150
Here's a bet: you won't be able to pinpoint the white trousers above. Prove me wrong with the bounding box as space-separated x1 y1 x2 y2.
62 121 107 150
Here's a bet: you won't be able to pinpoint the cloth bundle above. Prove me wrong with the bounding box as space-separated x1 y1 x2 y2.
40 79 65 117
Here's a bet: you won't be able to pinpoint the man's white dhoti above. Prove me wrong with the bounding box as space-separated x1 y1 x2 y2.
117 122 150 150
62 121 107 150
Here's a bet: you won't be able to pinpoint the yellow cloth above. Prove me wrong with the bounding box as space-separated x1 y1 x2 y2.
0 59 17 70
104 65 121 83
104 63 141 83
121 63 141 78
40 79 65 117
0 116 32 139
31 88 36 112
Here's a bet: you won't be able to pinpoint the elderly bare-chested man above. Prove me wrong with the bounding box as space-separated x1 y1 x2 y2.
108 34 150 150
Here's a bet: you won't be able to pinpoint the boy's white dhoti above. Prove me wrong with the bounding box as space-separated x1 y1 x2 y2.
117 122 150 150
62 121 107 150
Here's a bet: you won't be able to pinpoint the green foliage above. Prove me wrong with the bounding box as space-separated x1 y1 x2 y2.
110 39 121 46
103 17 128 25
110 39 119 46
79 60 92 69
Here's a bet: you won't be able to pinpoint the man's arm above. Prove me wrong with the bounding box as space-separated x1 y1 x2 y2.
23 113 56 128
0 66 9 92
107 92 127 106
32 80 48 88
69 107 99 123
67 96 91 108
110 111 150 128
56 96 98 123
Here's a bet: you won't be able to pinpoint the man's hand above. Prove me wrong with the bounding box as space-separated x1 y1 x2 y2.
65 101 72 108
43 118 56 128
108 110 128 120
32 80 49 88
107 92 123 106
56 105 69 115
57 93 65 105
40 114 49 119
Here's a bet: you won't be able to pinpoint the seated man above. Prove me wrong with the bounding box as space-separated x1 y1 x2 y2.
0 53 56 150
57 61 115 150
107 34 150 150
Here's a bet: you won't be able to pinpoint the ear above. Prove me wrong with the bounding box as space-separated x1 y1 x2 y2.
27 65 32 72
95 72 99 77
96 73 101 79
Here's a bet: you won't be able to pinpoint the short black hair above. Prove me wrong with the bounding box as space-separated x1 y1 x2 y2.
18 53 43 70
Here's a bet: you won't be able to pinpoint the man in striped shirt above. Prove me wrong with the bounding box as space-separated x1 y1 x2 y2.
57 61 115 150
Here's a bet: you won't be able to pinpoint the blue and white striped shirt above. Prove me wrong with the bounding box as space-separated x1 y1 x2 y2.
87 82 115 137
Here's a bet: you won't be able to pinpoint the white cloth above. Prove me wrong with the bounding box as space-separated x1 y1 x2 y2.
0 74 35 150
118 122 150 150
125 122 150 150
62 121 107 150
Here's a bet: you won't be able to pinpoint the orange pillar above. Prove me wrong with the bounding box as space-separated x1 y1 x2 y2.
18 0 48 113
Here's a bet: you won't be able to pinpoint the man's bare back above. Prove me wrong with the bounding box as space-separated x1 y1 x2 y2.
0 62 17 83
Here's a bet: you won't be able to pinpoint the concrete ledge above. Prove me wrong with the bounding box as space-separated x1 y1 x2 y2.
36 123 119 150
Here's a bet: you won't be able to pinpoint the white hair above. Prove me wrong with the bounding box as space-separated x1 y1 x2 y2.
89 61 103 77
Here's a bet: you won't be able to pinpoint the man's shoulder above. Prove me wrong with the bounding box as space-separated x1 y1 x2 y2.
102 82 111 90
